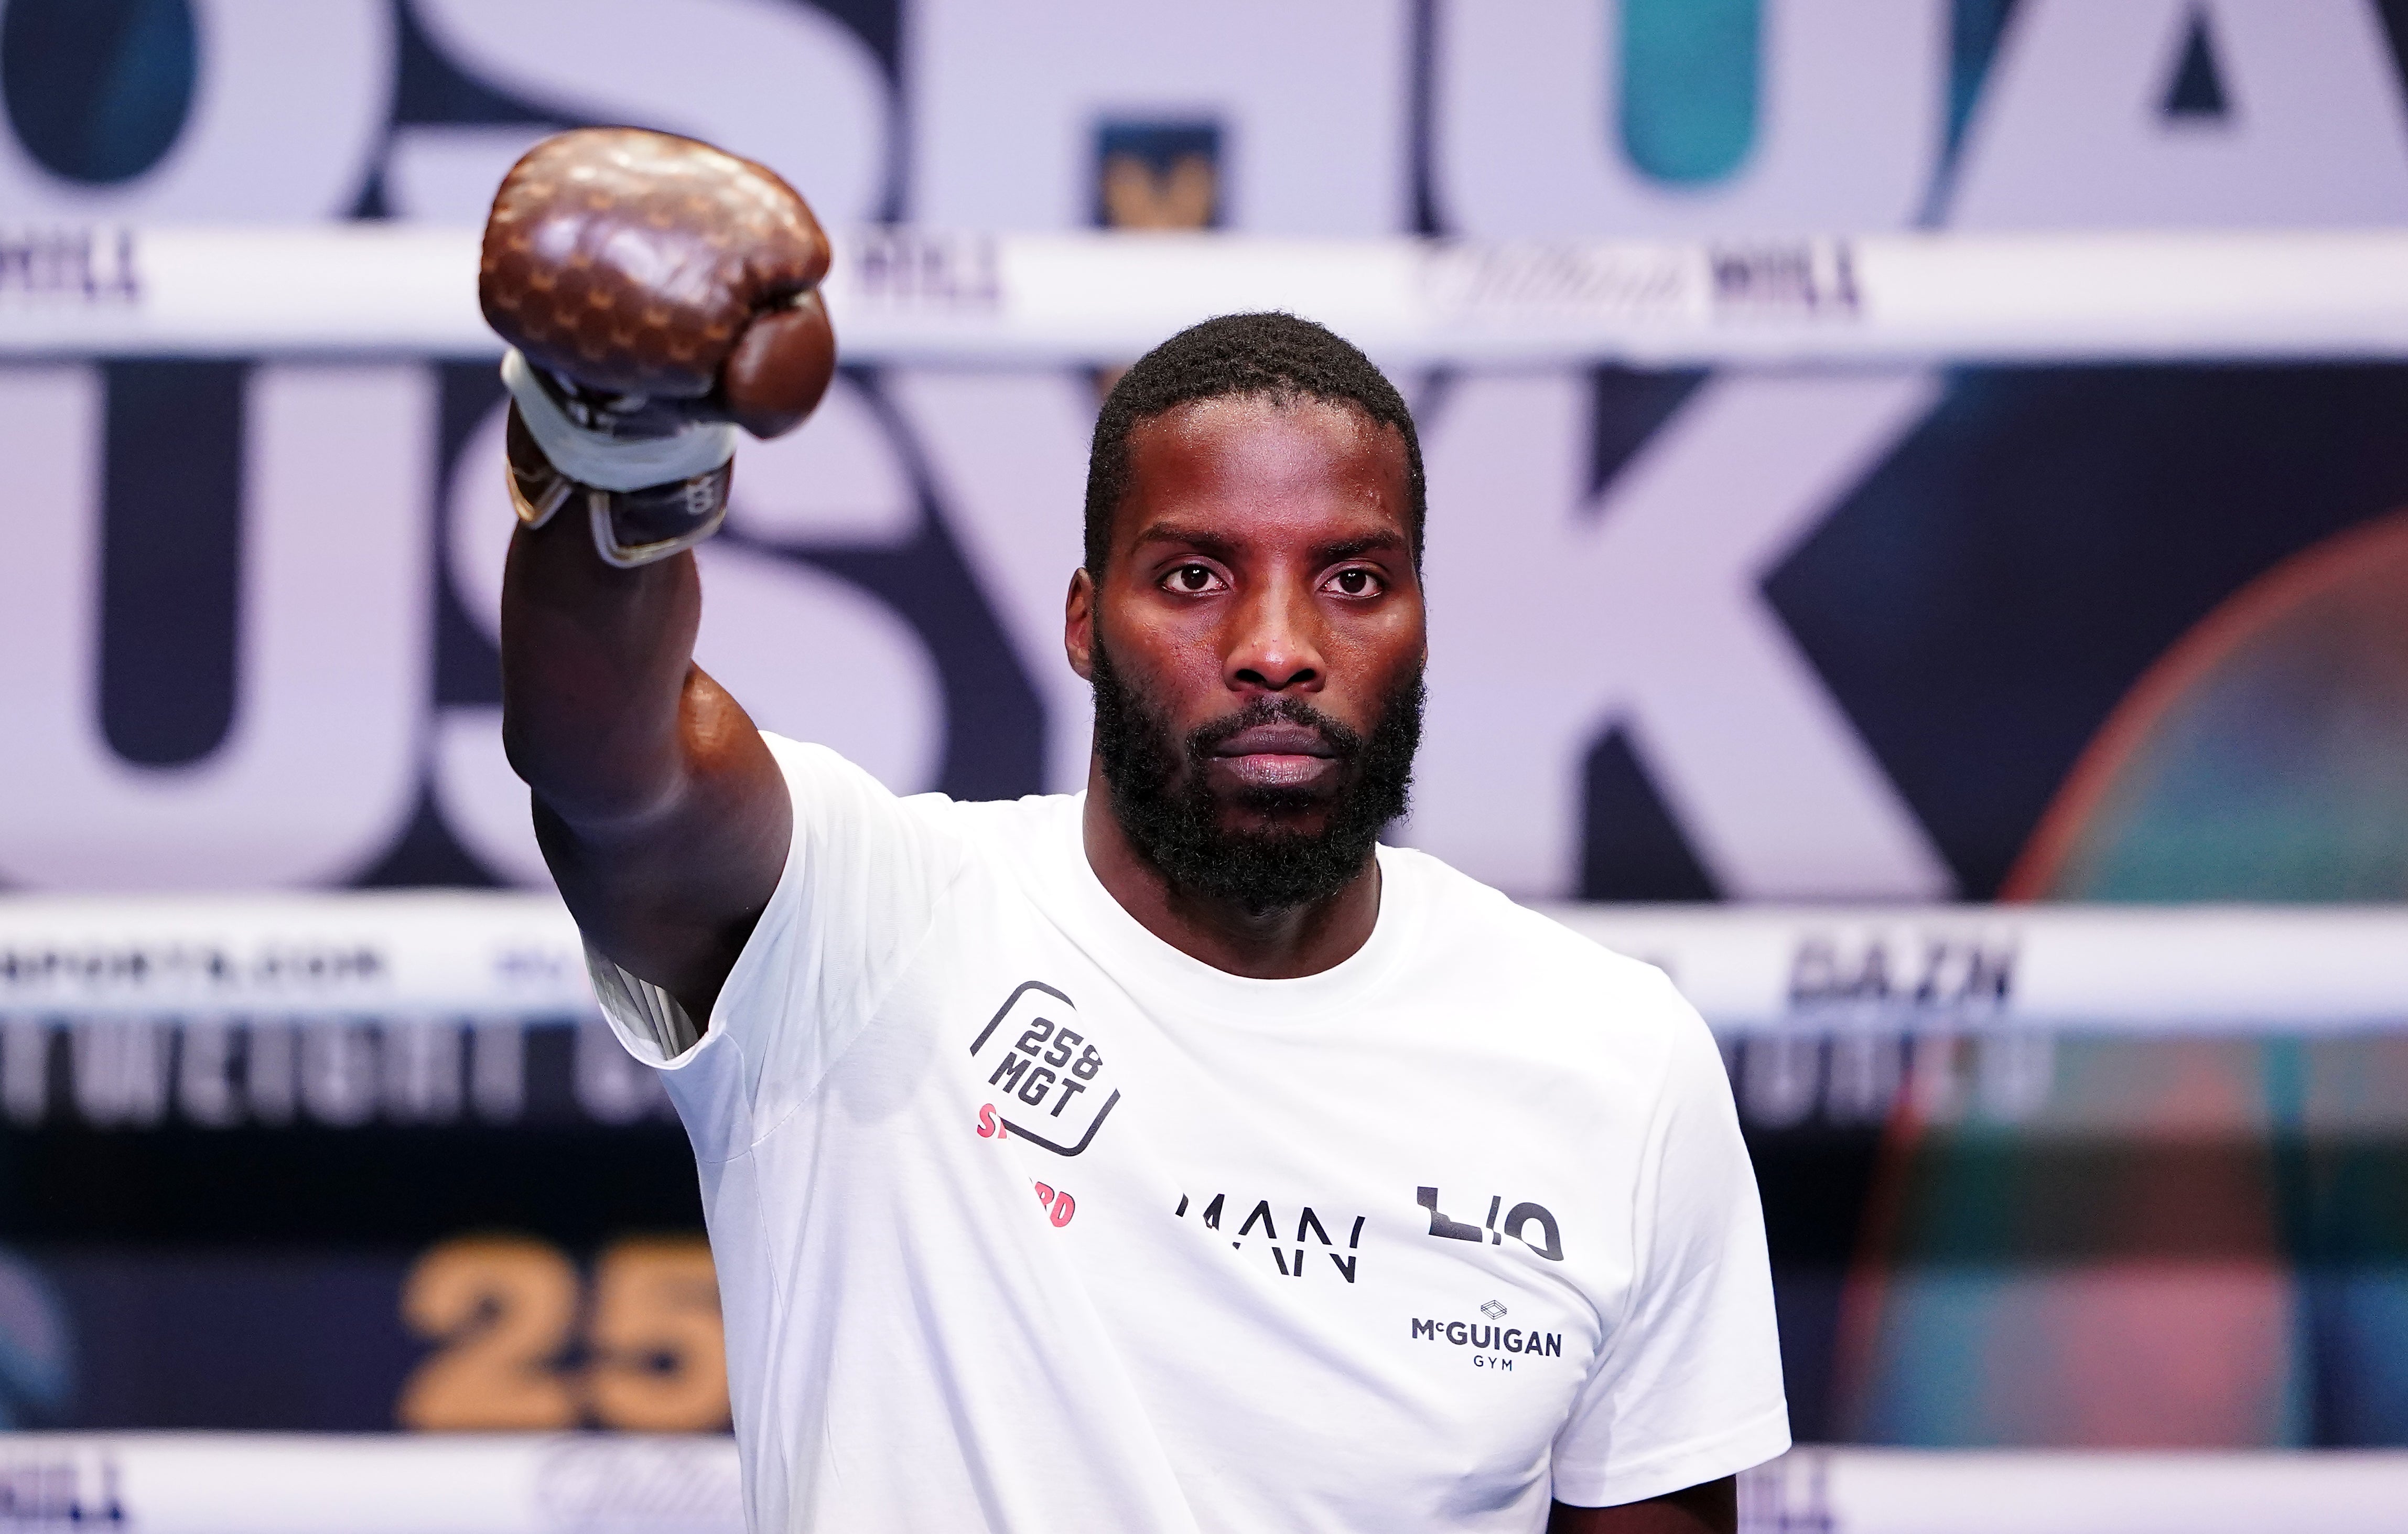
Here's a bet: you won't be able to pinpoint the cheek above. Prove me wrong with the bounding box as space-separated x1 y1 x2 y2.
1154 643 1234 719
1105 605 1235 707
1327 605 1425 680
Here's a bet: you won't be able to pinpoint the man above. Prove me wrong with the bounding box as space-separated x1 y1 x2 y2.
488 128 1786 1532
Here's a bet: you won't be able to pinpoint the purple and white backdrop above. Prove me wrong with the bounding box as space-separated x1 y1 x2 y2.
7 0 2408 902
10 0 2408 1447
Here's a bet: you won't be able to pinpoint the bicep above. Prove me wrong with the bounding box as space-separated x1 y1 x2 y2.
1549 1477 1735 1534
538 663 791 1022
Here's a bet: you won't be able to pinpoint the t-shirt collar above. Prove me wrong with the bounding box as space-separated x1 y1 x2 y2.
1049 791 1415 1024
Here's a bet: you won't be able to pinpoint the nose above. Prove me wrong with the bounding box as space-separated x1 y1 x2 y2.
1225 577 1324 694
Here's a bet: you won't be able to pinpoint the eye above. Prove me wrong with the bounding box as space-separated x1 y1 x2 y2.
1161 562 1225 595
1323 567 1383 598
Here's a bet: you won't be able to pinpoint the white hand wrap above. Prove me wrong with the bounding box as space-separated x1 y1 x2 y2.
500 349 737 492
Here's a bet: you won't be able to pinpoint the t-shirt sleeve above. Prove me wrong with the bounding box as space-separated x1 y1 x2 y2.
1549 979 1791 1507
589 731 963 1161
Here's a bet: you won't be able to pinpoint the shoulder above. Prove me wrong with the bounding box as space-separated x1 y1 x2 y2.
903 785 1080 849
1381 844 1704 1064
761 732 903 803
1384 844 1682 1001
761 734 1052 831
760 734 1084 883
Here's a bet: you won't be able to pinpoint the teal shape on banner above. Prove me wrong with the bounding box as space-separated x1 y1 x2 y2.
1618 0 1759 185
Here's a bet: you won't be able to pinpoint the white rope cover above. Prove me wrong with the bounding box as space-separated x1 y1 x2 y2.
9 225 2408 366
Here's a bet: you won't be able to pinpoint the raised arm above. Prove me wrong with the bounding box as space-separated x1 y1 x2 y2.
482 128 837 1025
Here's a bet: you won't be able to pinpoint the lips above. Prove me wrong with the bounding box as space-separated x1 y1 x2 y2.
1208 721 1341 791
1212 723 1336 759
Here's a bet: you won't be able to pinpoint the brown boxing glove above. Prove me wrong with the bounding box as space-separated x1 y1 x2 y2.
479 127 838 565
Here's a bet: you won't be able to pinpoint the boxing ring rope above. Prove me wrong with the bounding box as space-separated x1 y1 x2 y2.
2 891 2404 1036
2 1432 2402 1534
8 224 2408 365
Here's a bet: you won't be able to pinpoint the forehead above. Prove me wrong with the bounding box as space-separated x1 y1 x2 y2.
1116 394 1410 542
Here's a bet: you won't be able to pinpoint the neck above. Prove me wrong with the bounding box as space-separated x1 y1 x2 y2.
1080 757 1382 980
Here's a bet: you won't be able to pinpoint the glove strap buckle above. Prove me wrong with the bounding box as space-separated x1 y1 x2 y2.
582 463 733 569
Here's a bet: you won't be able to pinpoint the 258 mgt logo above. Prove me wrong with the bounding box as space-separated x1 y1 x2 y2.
966 981 1121 1156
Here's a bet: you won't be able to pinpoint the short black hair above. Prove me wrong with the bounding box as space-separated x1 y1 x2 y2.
1083 312 1424 577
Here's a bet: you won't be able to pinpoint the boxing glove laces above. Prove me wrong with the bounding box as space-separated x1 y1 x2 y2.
480 127 837 567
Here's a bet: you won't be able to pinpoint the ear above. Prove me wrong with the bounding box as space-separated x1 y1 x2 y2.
1065 568 1097 681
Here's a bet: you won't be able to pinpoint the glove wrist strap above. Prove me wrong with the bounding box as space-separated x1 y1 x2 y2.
499 348 737 491
500 353 733 570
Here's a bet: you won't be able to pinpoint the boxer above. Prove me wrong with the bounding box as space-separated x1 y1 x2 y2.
486 127 1784 1534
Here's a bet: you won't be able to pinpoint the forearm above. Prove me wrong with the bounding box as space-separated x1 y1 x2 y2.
499 495 705 834
501 503 786 1017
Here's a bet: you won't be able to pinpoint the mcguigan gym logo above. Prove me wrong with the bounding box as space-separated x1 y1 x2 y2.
1410 1302 1564 1370
966 981 1120 1156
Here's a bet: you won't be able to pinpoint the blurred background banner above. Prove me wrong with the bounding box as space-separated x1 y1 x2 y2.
8 0 2408 903
8 0 2408 1488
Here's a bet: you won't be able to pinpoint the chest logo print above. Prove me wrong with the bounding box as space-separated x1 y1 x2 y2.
1418 1186 1565 1262
975 1106 1079 1227
1175 1193 1367 1284
967 981 1121 1156
1410 1314 1564 1365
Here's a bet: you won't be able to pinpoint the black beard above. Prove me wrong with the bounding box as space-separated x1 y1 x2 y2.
1089 636 1423 916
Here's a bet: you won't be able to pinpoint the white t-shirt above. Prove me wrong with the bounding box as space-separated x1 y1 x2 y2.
595 734 1788 1533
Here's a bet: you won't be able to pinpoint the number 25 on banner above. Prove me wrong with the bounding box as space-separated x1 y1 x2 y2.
396 1235 728 1431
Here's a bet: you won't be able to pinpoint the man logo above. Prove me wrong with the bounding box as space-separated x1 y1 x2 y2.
1174 1192 1366 1283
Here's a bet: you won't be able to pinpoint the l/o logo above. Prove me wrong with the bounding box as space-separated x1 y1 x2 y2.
1417 1186 1563 1262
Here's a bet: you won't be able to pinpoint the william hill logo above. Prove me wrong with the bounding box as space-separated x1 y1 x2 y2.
1410 1304 1563 1370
